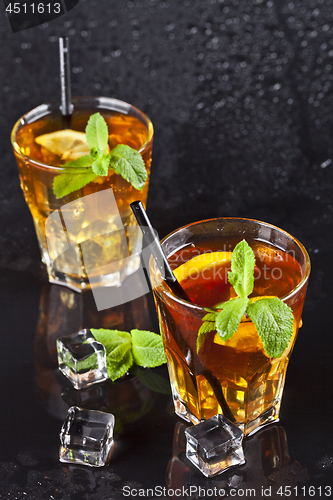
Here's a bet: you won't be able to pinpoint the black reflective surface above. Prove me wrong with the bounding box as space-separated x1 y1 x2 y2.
1 257 333 499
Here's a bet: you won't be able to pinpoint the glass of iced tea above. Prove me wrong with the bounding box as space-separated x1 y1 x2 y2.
11 97 153 291
150 218 310 436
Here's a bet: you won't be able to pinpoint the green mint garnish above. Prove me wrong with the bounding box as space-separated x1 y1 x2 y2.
197 311 217 352
197 240 294 358
53 171 98 199
228 239 255 298
131 329 167 368
247 297 294 358
53 113 147 199
90 328 166 382
108 144 149 189
215 297 249 341
86 112 109 155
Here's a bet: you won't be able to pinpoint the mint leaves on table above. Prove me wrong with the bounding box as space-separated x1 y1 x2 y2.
90 328 166 382
197 240 294 358
53 113 147 199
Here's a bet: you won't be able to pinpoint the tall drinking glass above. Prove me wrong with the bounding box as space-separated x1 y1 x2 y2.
150 218 310 436
11 97 153 291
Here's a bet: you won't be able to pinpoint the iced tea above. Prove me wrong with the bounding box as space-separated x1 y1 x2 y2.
11 97 153 290
151 219 310 436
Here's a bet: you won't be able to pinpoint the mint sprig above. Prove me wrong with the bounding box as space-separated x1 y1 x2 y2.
90 328 166 382
53 113 147 199
197 240 294 358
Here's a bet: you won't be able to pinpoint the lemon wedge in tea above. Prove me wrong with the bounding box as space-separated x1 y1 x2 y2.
35 130 90 160
173 251 232 283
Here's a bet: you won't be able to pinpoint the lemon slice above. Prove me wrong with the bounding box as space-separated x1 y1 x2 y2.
173 251 232 283
35 130 90 160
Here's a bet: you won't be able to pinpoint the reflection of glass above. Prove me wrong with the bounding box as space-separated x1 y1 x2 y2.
33 279 165 434
34 279 153 369
166 422 308 496
151 218 310 436
11 97 153 291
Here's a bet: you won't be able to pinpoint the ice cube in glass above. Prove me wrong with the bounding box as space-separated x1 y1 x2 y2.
57 329 108 390
185 414 245 477
59 406 115 467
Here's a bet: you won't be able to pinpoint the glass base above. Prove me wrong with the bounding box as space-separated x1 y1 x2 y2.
172 392 281 437
46 255 141 293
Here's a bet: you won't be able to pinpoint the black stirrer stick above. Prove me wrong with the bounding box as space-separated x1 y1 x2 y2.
130 200 235 422
130 200 191 302
59 36 73 129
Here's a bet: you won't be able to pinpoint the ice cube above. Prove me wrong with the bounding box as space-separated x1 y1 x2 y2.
57 329 108 390
59 406 115 467
185 415 245 477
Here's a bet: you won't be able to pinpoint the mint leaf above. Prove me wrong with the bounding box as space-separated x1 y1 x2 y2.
92 157 110 176
59 154 95 169
247 298 294 358
109 144 147 190
53 171 97 199
106 348 133 381
215 297 249 341
202 312 218 322
197 311 217 352
228 239 256 298
90 329 131 356
91 328 165 381
131 329 166 368
86 113 109 155
91 328 133 381
197 321 215 352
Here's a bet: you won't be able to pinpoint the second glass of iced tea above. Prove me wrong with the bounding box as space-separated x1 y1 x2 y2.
11 97 153 291
150 218 310 436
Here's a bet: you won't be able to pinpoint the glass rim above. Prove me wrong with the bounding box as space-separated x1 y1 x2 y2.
153 217 311 313
10 96 154 172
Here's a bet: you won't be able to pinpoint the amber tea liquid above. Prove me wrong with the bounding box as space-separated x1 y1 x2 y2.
152 220 309 436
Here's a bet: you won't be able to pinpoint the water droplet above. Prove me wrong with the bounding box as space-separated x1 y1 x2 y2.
321 159 332 168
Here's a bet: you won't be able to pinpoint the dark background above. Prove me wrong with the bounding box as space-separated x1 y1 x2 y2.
1 1 333 499
1 0 333 268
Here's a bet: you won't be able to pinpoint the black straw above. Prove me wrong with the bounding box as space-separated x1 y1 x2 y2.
130 200 192 302
59 36 73 129
130 200 235 422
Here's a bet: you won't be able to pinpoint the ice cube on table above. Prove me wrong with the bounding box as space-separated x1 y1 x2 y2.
57 329 108 390
59 406 115 467
185 414 245 477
